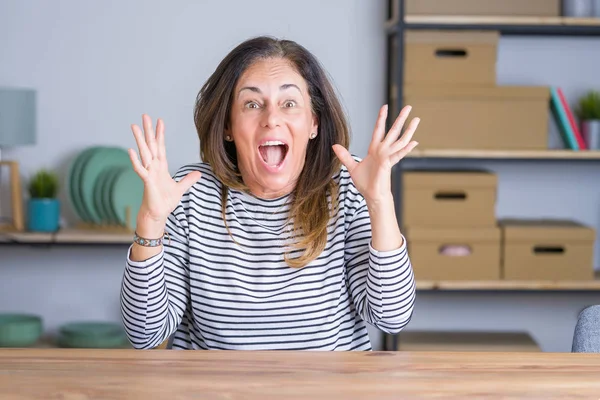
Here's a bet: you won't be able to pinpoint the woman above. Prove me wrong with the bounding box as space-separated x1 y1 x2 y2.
121 35 420 351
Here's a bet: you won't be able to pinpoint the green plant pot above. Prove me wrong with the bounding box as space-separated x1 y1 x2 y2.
582 120 600 150
0 314 43 347
27 198 60 232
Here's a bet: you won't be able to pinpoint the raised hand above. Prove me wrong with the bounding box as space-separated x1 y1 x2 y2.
332 104 419 205
129 114 202 231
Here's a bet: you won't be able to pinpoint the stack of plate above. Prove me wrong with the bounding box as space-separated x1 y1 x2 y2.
67 146 143 227
57 322 130 348
0 313 43 347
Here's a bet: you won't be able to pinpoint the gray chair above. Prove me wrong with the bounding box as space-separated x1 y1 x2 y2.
572 305 600 353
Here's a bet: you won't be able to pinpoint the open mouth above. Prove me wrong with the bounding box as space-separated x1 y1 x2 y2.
258 141 289 168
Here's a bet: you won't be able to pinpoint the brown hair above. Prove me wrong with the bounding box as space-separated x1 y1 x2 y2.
194 36 350 268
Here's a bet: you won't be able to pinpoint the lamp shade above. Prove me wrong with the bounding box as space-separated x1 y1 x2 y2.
0 88 36 147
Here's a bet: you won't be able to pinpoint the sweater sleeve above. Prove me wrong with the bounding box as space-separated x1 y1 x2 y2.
344 199 416 335
120 201 191 349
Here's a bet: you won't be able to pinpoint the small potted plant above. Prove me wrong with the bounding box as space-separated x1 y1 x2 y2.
27 169 60 232
576 90 600 150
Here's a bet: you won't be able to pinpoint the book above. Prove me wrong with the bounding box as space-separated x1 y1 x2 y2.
550 87 579 150
556 88 587 150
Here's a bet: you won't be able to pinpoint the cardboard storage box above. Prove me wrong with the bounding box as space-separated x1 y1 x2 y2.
402 170 497 228
404 30 498 87
501 220 596 281
403 85 550 150
405 226 501 281
404 0 560 17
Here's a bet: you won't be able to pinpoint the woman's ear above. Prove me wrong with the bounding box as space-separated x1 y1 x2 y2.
311 114 319 138
224 125 233 142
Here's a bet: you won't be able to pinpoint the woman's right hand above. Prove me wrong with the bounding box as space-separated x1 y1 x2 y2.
128 114 202 237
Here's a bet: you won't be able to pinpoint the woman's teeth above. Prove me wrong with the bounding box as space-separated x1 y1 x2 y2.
259 142 288 167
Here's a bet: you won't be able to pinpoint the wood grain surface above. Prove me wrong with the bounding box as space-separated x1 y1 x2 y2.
1 349 599 399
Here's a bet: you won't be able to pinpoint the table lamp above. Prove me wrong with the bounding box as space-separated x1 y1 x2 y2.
0 87 37 232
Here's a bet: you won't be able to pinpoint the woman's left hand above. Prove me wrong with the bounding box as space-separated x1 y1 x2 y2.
332 104 419 205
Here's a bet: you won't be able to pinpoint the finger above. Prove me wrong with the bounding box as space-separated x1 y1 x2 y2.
390 117 420 154
332 144 359 173
142 114 158 159
384 105 412 145
177 171 202 195
369 104 388 153
390 141 419 166
131 123 153 167
128 148 149 181
156 118 167 161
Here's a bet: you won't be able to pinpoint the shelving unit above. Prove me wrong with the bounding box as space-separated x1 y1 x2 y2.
5 229 599 291
0 229 132 246
416 271 600 292
386 2 600 123
406 149 600 160
386 0 600 234
386 15 600 35
385 0 600 351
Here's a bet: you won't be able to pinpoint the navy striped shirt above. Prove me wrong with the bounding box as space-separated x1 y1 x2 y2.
120 160 415 350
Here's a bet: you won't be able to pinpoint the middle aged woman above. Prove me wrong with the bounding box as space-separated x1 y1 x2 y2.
120 35 420 351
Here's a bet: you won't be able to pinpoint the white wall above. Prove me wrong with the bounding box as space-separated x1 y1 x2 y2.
0 0 385 183
1 0 600 352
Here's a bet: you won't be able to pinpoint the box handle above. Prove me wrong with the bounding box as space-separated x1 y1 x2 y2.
435 49 468 59
532 246 565 255
438 245 472 257
434 191 467 201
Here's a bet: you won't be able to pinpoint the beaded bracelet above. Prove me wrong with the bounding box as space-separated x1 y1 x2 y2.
133 231 170 247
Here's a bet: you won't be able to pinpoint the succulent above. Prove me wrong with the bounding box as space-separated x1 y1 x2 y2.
576 90 600 120
28 169 59 199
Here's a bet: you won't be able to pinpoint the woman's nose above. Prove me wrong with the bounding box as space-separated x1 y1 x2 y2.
262 104 281 129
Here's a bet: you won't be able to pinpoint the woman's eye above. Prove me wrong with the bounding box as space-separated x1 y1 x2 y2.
284 100 296 108
245 101 259 109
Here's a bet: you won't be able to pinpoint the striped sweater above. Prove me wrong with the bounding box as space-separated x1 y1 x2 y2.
120 160 416 350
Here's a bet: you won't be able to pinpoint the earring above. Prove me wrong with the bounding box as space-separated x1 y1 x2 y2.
310 132 317 139
225 135 232 142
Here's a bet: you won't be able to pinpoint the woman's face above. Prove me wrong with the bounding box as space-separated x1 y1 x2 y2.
227 57 318 199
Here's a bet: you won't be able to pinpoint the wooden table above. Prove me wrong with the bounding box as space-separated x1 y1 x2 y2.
1 349 599 399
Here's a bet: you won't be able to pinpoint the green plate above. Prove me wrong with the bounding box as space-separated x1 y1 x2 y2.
0 313 43 347
67 147 103 223
103 166 127 224
93 166 123 224
79 147 131 225
92 168 110 224
110 167 143 228
57 321 129 348
57 333 129 349
59 321 124 338
57 321 129 349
